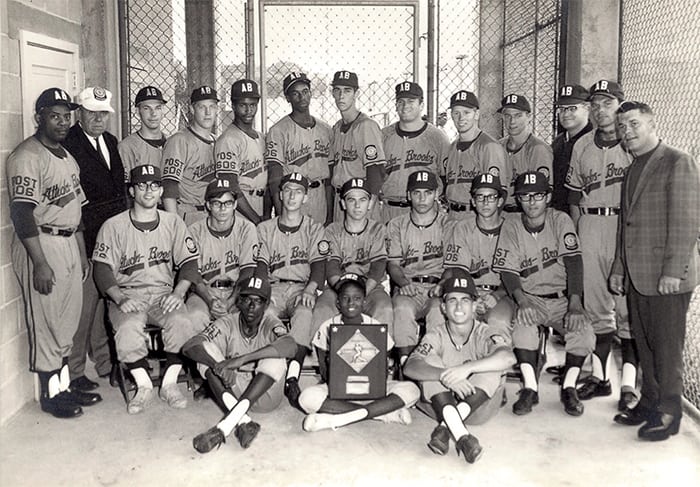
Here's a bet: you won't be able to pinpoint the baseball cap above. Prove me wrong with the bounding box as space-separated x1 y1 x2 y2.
556 84 589 105
280 172 309 191
406 170 438 192
205 178 236 200
588 80 624 101
231 79 261 101
130 164 161 184
332 70 359 89
191 85 219 104
35 87 79 112
283 72 311 95
514 171 550 195
470 172 506 198
135 86 167 106
77 87 114 113
497 93 531 113
239 275 271 301
442 270 478 300
395 81 423 99
450 90 479 109
341 178 370 198
334 273 367 294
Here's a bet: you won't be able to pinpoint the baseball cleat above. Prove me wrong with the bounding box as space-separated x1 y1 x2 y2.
618 390 639 412
302 413 338 432
512 388 539 415
70 375 99 392
64 389 102 406
40 394 83 419
127 387 153 415
427 424 450 456
193 426 226 454
455 434 483 464
614 404 653 426
234 421 261 448
284 378 302 410
376 407 412 425
160 384 187 409
576 377 612 400
561 387 584 416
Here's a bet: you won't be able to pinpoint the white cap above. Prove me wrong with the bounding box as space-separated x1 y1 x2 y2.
77 87 114 113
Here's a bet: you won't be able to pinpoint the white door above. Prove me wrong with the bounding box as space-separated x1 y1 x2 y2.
19 31 80 137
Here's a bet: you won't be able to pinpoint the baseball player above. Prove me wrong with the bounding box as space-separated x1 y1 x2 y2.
329 70 386 222
299 273 419 432
266 72 333 224
381 81 450 223
404 270 514 464
387 170 448 365
183 275 297 453
215 79 268 224
492 171 594 416
436 173 515 336
162 86 218 224
186 178 257 332
255 172 327 408
497 94 553 210
312 178 393 332
93 164 200 414
551 84 592 212
565 80 638 410
7 88 101 418
441 90 510 226
119 86 168 179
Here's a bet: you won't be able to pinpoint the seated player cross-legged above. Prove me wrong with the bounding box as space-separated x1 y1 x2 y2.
298 273 420 432
183 276 297 453
404 271 515 465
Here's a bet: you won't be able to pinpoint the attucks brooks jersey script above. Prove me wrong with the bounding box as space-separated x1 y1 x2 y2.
162 128 216 206
215 124 267 193
325 219 387 276
256 217 327 283
387 212 447 279
330 112 385 189
492 209 580 295
92 210 200 288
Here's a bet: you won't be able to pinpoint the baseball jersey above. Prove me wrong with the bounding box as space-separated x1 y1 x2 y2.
118 132 166 181
330 112 386 189
265 115 332 182
387 212 447 279
325 219 387 277
198 310 288 359
92 209 199 288
500 134 553 201
444 213 516 288
256 217 327 282
312 313 393 351
6 136 86 228
187 216 257 285
565 131 632 207
442 131 510 205
492 209 580 295
410 321 510 368
215 124 267 192
162 127 216 206
381 123 450 200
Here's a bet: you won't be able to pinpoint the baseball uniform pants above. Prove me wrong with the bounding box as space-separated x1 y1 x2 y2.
393 282 443 348
268 282 314 347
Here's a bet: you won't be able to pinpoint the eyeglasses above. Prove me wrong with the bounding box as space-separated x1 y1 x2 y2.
516 192 547 203
473 194 499 203
209 200 235 210
556 105 583 114
133 181 161 192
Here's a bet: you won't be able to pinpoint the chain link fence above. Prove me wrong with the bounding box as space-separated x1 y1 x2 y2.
620 0 700 411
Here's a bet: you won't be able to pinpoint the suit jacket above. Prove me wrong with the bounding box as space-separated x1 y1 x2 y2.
612 141 700 295
63 123 127 255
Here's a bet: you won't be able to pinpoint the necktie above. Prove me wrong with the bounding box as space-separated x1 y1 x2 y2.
95 136 110 168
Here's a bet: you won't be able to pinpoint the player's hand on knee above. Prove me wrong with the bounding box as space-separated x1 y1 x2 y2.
160 293 184 314
428 283 442 298
296 289 316 308
214 357 241 384
398 283 420 297
118 297 148 313
516 302 538 327
210 298 228 319
564 309 589 334
480 293 497 310
608 273 625 295
33 261 55 295
449 379 475 400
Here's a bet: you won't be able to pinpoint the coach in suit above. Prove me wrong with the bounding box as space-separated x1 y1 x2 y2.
610 101 700 441
63 87 127 390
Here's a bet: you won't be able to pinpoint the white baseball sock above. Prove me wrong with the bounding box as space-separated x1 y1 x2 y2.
217 399 251 437
59 364 70 392
162 364 182 387
131 367 153 390
520 363 538 391
621 363 637 390
221 392 251 424
563 366 581 389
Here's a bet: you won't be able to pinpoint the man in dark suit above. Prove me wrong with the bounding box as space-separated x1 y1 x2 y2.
63 86 127 391
610 101 700 441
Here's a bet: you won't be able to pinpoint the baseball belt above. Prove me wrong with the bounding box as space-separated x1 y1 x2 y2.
277 279 305 284
309 180 322 189
244 189 265 197
209 279 234 288
385 199 410 208
449 202 469 212
582 207 620 216
476 284 500 292
503 204 522 213
411 275 440 284
194 205 206 211
531 290 567 299
39 225 77 237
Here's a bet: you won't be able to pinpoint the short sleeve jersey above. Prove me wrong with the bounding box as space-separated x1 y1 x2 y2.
215 124 267 192
92 209 199 288
381 123 450 200
330 113 386 189
410 321 511 368
500 134 553 203
256 216 327 282
199 310 288 358
442 131 510 205
6 136 86 228
492 209 580 295
187 216 257 285
265 115 332 182
118 132 166 182
325 219 387 277
565 131 633 207
162 127 216 206
387 212 447 279
312 313 393 351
